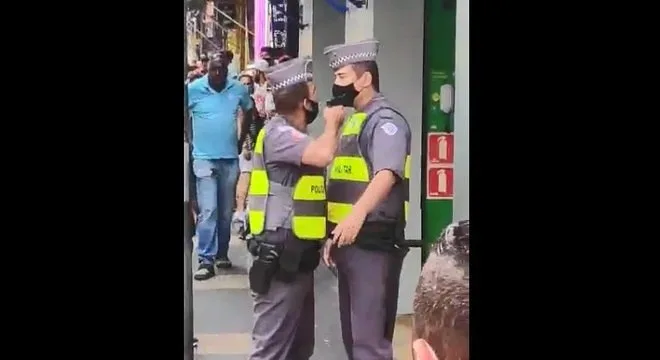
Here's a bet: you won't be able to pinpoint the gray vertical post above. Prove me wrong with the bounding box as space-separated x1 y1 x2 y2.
184 1 194 359
308 0 346 137
184 142 194 360
452 0 469 222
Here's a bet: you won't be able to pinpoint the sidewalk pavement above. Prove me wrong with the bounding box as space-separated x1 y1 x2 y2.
192 236 413 360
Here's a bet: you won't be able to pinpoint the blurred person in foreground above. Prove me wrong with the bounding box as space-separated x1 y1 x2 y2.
412 220 469 360
187 51 254 280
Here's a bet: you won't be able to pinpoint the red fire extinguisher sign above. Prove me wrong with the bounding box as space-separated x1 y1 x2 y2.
426 132 454 199
427 132 454 165
427 167 454 199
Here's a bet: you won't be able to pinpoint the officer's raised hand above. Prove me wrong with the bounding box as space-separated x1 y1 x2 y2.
323 105 345 129
331 206 368 247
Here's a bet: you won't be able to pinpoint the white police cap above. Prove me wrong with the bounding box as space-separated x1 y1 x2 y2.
265 57 313 92
323 38 380 70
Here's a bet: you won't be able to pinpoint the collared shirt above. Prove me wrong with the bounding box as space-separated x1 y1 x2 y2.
357 93 411 222
261 116 320 230
188 75 253 159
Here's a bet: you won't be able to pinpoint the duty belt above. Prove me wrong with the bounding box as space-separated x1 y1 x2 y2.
247 229 321 274
328 221 406 252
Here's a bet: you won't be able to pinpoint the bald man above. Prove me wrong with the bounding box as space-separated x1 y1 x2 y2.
412 220 469 360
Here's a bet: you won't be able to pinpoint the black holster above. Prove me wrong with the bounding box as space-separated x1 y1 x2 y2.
248 229 321 288
275 230 321 282
248 241 281 294
241 215 252 241
246 234 260 256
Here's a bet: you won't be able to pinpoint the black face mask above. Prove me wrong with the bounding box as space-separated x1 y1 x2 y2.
304 99 319 124
329 83 360 107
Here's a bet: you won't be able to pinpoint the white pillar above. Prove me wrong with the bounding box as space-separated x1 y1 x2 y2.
453 0 469 222
370 0 425 316
307 0 346 137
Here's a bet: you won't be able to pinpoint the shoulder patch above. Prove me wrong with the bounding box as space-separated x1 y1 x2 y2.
276 125 304 141
276 125 293 132
380 122 399 136
289 128 305 141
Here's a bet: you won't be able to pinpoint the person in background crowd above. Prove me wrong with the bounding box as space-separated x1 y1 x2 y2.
187 53 210 83
187 51 254 280
412 220 469 360
260 46 275 66
248 59 275 120
238 73 255 95
233 73 259 232
226 50 239 79
187 63 203 83
237 73 259 149
277 54 292 64
253 60 270 87
198 53 209 73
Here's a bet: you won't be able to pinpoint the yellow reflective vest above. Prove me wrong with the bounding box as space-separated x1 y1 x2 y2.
327 108 410 225
248 128 327 240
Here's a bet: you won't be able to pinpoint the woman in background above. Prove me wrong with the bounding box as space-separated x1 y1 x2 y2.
246 60 274 120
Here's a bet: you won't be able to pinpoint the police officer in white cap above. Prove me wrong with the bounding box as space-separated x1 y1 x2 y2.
322 38 412 360
246 57 345 360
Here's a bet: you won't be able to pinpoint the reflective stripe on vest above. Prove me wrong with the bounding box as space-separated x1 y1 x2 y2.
248 128 327 240
327 108 410 224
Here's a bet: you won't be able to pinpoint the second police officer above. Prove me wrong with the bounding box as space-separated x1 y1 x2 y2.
246 57 346 360
322 38 413 360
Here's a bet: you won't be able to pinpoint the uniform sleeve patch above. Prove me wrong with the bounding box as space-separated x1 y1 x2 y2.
380 122 399 136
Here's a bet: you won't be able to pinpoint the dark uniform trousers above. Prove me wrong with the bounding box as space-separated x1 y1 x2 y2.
334 234 408 360
249 228 317 360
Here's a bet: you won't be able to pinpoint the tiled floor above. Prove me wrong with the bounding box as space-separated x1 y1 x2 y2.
393 314 414 360
192 236 413 359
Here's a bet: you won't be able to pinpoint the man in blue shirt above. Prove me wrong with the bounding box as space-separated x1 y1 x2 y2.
188 53 254 280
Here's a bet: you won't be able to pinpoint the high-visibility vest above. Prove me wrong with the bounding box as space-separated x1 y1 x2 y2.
327 108 411 225
248 128 327 240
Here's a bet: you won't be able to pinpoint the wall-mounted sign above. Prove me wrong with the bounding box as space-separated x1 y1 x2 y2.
347 0 368 8
427 167 454 199
427 132 454 165
270 0 287 49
